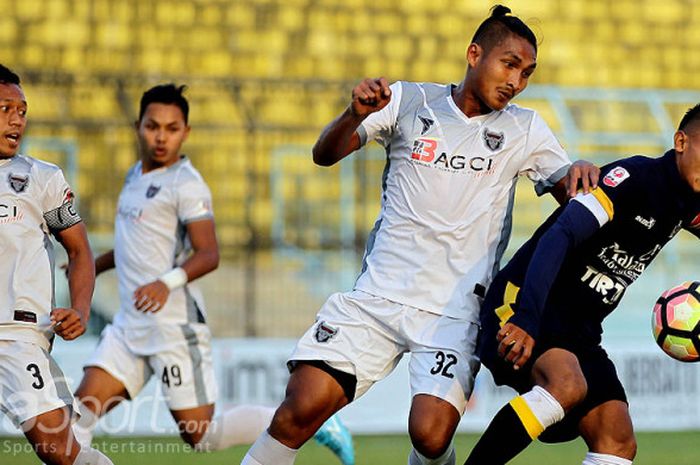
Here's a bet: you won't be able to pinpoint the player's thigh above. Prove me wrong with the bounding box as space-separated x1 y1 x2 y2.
81 324 151 406
23 406 80 463
0 341 77 431
578 400 636 458
74 367 130 416
289 290 408 401
151 324 218 411
407 315 480 415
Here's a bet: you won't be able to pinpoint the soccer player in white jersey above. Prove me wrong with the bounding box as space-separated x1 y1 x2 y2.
241 6 599 465
0 64 114 465
71 84 354 464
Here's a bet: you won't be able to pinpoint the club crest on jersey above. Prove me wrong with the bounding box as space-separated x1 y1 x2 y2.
314 321 338 343
146 184 161 199
418 115 434 135
8 173 29 193
603 167 630 187
482 128 505 152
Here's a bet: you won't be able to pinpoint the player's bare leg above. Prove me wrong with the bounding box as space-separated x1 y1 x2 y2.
407 394 460 465
24 406 113 465
465 348 584 465
73 367 129 446
578 400 636 464
241 363 349 465
170 403 215 446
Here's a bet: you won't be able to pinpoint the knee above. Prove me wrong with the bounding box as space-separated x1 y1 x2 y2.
545 372 587 412
177 420 208 448
409 420 454 458
597 434 637 460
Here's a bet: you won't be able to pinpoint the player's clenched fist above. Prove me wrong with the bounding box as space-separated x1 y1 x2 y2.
350 77 391 117
133 280 169 313
50 308 87 340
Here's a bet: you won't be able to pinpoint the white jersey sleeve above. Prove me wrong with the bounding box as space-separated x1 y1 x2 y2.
176 175 213 224
41 169 81 232
356 81 403 148
518 111 571 195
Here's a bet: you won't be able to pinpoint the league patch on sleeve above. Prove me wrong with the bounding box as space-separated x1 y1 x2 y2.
602 166 630 187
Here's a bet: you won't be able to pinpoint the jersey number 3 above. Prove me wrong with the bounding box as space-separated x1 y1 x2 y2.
430 351 457 379
26 363 45 390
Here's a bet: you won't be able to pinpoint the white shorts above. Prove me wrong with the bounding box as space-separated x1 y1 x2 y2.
84 323 217 410
0 340 78 428
290 290 481 414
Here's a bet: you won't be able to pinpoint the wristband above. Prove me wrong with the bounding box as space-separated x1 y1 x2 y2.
158 267 188 291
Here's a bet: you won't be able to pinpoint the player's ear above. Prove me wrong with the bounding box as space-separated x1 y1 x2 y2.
467 43 482 68
134 120 140 131
674 130 686 153
182 124 191 141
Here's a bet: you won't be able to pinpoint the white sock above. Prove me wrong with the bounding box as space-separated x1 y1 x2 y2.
241 430 297 465
408 442 456 465
194 405 275 452
73 405 99 447
582 452 633 465
72 445 114 465
521 385 565 429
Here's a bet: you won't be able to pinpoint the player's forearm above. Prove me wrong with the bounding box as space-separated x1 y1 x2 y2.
180 248 219 283
94 249 115 275
513 202 600 336
67 246 96 319
312 107 363 166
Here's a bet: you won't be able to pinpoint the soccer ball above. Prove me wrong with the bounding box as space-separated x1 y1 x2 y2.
652 281 700 362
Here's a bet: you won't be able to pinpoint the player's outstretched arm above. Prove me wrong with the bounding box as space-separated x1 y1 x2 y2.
551 159 600 204
52 222 95 340
133 218 219 313
312 77 391 167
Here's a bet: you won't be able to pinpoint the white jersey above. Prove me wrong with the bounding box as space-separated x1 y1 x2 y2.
0 154 82 350
112 157 213 330
354 81 571 321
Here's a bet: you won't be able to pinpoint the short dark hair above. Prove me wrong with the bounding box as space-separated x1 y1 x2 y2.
470 5 538 54
678 103 700 132
139 84 189 123
0 64 21 86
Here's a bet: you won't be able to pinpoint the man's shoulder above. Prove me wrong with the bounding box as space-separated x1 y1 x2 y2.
13 154 61 174
171 157 208 186
500 103 538 122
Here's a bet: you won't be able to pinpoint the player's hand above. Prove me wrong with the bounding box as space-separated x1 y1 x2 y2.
133 280 169 313
350 77 391 117
565 160 600 198
50 308 87 341
497 322 535 370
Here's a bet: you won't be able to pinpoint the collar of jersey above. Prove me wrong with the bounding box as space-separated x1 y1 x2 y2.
137 155 187 176
446 85 495 126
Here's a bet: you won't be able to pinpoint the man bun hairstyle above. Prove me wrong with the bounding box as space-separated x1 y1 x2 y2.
678 103 700 132
470 5 538 54
139 83 189 123
0 64 21 86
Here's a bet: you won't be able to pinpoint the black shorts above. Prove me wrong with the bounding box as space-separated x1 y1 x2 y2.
478 280 628 443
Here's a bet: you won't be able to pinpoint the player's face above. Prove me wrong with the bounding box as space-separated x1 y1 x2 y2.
675 126 700 193
0 83 27 159
136 103 190 169
469 34 537 111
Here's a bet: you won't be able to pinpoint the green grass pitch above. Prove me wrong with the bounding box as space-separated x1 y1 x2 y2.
2 432 699 464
